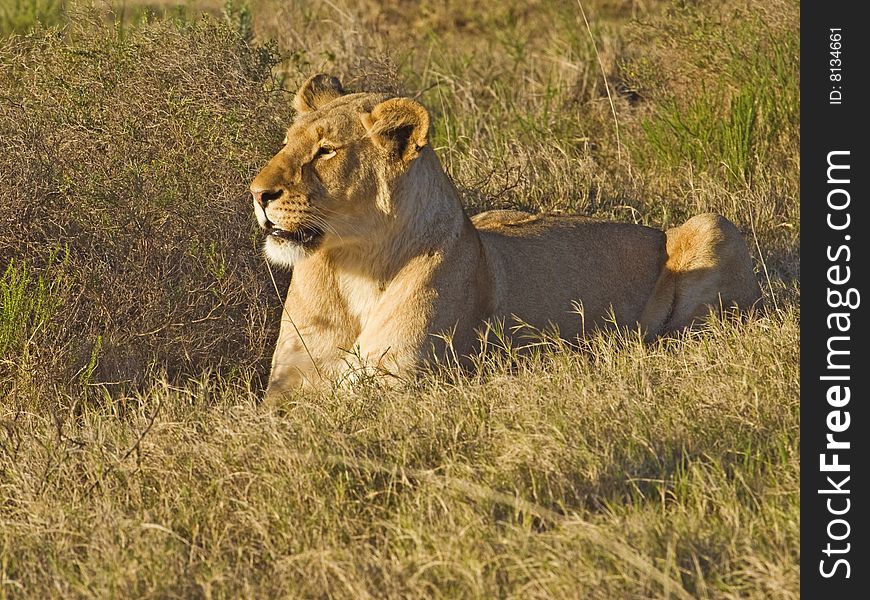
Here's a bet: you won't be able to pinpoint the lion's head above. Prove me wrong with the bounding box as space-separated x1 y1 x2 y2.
249 74 431 268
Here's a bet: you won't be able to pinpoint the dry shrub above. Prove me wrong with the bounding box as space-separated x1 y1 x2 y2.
0 13 290 396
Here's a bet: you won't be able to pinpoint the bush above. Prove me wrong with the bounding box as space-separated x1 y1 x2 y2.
0 14 289 397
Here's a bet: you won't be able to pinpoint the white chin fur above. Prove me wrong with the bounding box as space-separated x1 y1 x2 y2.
264 237 309 268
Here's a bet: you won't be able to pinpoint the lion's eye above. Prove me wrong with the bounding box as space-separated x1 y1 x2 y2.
315 145 337 160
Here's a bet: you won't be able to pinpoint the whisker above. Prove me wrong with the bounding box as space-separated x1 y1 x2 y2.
309 208 367 241
307 213 342 239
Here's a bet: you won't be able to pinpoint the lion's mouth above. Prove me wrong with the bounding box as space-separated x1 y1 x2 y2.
265 223 325 247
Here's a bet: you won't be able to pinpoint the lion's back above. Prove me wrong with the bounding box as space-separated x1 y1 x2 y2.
477 214 667 335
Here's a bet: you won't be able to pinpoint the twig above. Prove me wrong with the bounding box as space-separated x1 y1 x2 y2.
411 82 439 101
576 0 622 165
265 260 323 381
83 398 162 497
121 398 161 462
747 208 779 312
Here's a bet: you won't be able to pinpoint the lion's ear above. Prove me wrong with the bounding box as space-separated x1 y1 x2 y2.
361 98 430 162
293 73 345 113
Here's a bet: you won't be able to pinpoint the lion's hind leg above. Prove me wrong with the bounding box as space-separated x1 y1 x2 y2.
640 213 762 337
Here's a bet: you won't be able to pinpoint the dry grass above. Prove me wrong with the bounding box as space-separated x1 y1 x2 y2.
3 314 799 598
1 0 799 597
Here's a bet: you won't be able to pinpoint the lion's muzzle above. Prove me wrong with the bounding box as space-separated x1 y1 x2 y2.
265 223 324 248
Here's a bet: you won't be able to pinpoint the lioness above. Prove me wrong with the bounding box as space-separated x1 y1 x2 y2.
251 74 761 398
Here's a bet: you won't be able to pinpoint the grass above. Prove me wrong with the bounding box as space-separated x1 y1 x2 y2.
0 254 63 361
631 5 800 186
1 0 799 597
3 313 799 597
0 0 65 35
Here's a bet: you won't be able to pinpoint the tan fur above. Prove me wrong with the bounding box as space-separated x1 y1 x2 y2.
250 74 762 400
639 214 763 335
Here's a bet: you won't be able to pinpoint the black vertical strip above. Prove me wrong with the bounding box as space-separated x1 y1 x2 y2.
802 3 868 596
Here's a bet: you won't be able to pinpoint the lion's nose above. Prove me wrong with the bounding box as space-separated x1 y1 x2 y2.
251 187 284 208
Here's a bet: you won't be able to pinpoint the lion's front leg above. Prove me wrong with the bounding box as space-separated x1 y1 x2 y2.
347 272 481 387
343 322 428 389
265 317 326 399
264 278 357 403
340 281 439 388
